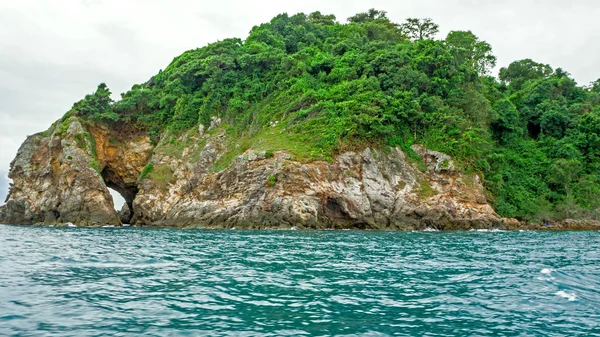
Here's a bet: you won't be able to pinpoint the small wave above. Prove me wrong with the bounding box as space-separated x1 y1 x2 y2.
555 290 577 301
1 225 599 336
423 227 439 232
471 228 507 232
1 314 27 321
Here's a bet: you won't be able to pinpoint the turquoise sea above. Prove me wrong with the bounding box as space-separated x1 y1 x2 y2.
0 225 599 336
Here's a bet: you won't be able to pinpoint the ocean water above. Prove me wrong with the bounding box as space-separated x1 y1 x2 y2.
0 225 599 336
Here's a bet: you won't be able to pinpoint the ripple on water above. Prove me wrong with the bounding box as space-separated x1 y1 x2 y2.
0 226 599 336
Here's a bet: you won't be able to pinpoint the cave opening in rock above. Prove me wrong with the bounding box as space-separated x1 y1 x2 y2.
107 188 126 211
101 167 138 224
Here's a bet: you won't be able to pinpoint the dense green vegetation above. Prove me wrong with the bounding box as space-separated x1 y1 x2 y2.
67 9 600 222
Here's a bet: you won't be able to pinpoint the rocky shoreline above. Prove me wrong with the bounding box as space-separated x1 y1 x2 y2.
3 219 599 231
2 117 599 231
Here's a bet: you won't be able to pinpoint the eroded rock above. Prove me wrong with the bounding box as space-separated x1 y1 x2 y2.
1 119 514 230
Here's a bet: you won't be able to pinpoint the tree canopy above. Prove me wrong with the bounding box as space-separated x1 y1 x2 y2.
401 18 439 41
446 30 496 74
65 10 600 222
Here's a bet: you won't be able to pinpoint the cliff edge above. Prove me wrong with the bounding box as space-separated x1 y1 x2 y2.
0 117 518 230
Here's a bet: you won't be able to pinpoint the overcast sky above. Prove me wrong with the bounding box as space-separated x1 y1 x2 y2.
1 0 599 205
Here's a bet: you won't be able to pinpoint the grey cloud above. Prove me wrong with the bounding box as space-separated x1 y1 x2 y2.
0 53 135 169
94 23 145 60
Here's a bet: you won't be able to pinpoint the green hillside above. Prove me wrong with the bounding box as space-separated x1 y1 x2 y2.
63 9 600 222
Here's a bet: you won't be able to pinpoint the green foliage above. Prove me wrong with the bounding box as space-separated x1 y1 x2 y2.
499 59 553 90
159 136 186 158
491 99 522 144
147 165 174 186
213 123 331 172
138 163 154 181
68 128 98 159
56 118 72 137
267 174 277 187
59 10 600 222
547 159 582 196
89 159 101 174
418 178 438 198
446 30 496 74
308 11 336 25
348 8 390 23
73 83 119 122
401 18 439 41
74 133 87 150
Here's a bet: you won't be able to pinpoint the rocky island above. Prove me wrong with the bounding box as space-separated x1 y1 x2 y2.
2 10 599 230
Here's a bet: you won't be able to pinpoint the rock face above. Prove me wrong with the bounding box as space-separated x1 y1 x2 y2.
0 119 120 226
0 117 152 226
1 117 513 229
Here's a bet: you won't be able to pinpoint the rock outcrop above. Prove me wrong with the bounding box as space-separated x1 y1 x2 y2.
1 117 516 230
0 117 152 226
0 119 119 225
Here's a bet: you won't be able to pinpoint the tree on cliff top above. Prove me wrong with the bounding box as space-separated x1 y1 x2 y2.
73 83 119 122
499 59 553 90
446 30 496 74
401 18 439 41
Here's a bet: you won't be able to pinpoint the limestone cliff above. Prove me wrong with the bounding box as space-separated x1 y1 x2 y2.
0 117 520 230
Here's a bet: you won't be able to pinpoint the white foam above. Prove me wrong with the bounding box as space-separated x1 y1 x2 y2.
541 268 552 275
423 227 439 232
473 228 508 232
555 290 577 301
66 222 77 228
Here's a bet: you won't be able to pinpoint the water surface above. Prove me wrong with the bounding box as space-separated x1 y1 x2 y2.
0 225 599 336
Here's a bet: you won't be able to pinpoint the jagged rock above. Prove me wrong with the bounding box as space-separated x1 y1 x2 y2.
0 117 152 226
208 116 222 131
129 131 506 230
119 203 132 224
0 120 119 225
411 144 456 173
1 118 515 229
